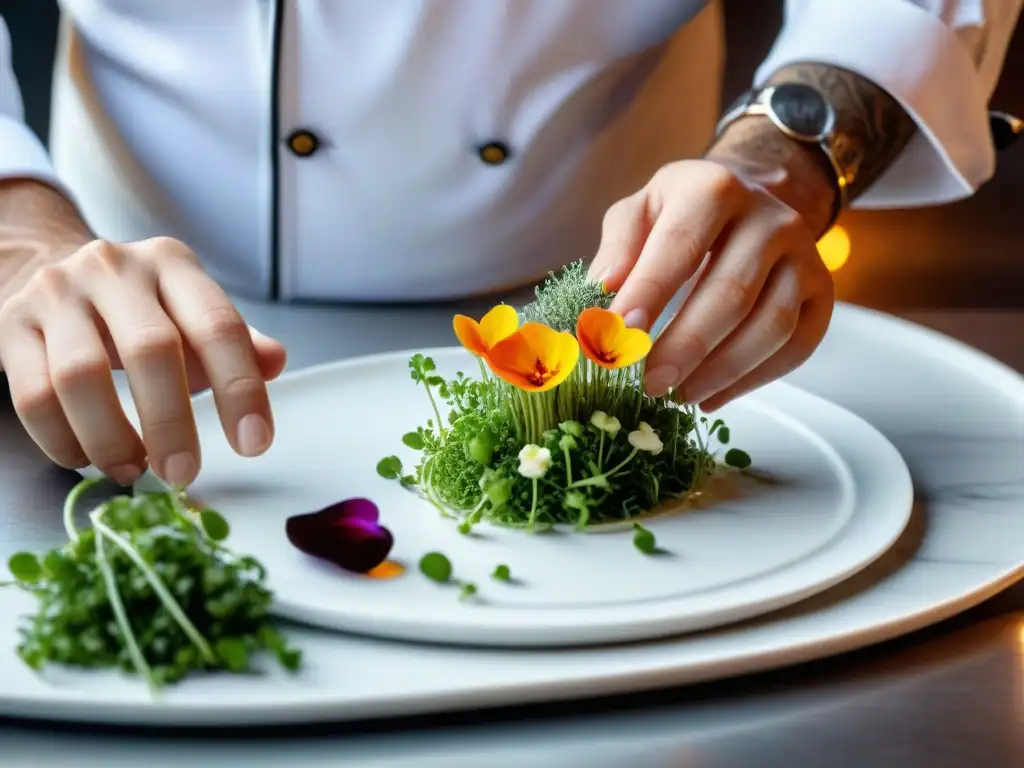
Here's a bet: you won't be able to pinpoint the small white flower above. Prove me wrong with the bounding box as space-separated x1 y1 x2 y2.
628 422 664 455
517 444 553 479
590 410 621 436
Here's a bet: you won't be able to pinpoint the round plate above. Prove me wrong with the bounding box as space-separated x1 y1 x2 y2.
1 303 1019 727
161 347 910 647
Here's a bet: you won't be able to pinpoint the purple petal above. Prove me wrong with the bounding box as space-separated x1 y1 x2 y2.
324 497 380 523
286 499 393 574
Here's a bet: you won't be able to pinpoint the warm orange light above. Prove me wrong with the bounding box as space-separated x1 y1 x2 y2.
817 225 851 272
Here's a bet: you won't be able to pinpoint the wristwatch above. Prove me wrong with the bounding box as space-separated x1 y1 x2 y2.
716 83 850 233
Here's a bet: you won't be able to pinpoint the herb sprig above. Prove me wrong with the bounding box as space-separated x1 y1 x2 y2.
2 478 301 691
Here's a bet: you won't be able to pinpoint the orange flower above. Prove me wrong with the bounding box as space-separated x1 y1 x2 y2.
453 305 519 357
575 307 652 369
487 323 579 392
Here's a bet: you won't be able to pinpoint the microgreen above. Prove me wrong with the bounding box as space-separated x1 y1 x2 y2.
724 449 752 469
491 564 511 581
459 583 478 600
380 262 752 534
1 478 301 691
419 552 453 583
632 523 656 554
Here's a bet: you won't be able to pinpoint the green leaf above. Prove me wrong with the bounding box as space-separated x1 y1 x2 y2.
491 564 511 581
376 456 403 479
216 638 250 672
633 524 656 554
716 426 730 444
457 520 472 535
422 357 437 373
419 552 453 583
459 583 478 600
559 420 583 437
200 510 230 542
724 448 751 469
402 431 425 450
426 375 444 386
8 552 42 583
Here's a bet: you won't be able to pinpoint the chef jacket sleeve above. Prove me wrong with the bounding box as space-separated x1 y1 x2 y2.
755 0 1023 208
0 15 71 197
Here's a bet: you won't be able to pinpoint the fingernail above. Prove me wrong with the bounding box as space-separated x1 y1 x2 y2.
237 413 272 457
622 308 648 330
162 452 196 487
645 365 679 396
109 464 142 487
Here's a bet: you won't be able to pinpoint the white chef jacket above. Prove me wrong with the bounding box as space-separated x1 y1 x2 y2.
0 1 1019 302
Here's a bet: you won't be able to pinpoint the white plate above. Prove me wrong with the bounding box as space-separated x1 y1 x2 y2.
173 349 911 647
0 303 1021 726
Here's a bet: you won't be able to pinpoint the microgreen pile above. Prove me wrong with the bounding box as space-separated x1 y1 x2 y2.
2 478 301 692
380 262 751 533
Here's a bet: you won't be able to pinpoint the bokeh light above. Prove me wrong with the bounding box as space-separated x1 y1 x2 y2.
817 225 851 272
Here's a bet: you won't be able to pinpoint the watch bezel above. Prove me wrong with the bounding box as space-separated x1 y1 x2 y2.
764 83 836 144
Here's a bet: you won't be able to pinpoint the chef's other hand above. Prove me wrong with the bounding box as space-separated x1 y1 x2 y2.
589 122 836 412
0 233 287 488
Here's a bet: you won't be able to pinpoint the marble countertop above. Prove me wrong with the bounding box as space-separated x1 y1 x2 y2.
1 303 1023 768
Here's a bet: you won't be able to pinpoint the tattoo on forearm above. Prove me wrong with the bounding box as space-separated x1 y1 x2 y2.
766 62 917 203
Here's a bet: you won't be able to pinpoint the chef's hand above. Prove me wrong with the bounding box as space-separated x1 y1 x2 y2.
0 190 286 487
589 117 837 412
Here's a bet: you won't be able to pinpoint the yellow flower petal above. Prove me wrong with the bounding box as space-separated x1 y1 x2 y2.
478 304 520 348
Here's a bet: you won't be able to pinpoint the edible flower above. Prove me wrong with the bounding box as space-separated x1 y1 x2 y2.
487 322 579 392
517 444 552 531
575 307 652 370
590 410 621 436
453 304 519 358
285 498 394 574
628 422 664 455
517 444 552 479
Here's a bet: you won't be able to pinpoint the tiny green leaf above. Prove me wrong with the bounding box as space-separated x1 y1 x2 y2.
717 426 730 444
633 524 656 554
459 583 478 600
402 431 425 450
376 456 403 479
724 448 752 469
419 552 453 583
216 638 250 672
8 552 42 583
200 510 230 542
559 420 583 437
427 375 444 386
491 564 511 581
457 520 472 535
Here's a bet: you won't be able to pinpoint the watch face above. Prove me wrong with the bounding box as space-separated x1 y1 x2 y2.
769 83 832 140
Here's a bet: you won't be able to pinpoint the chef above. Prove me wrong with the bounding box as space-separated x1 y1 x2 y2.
0 1 1019 489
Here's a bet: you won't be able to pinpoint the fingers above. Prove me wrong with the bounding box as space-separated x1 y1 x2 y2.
698 291 834 412
89 278 201 488
157 260 274 458
606 164 741 332
674 258 803 405
37 291 149 484
587 192 650 292
0 320 89 470
643 208 789 396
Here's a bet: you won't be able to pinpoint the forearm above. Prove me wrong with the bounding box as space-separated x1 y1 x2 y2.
0 179 94 308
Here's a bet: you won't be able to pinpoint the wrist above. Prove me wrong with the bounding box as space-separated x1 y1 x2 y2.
0 178 94 306
705 117 839 236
